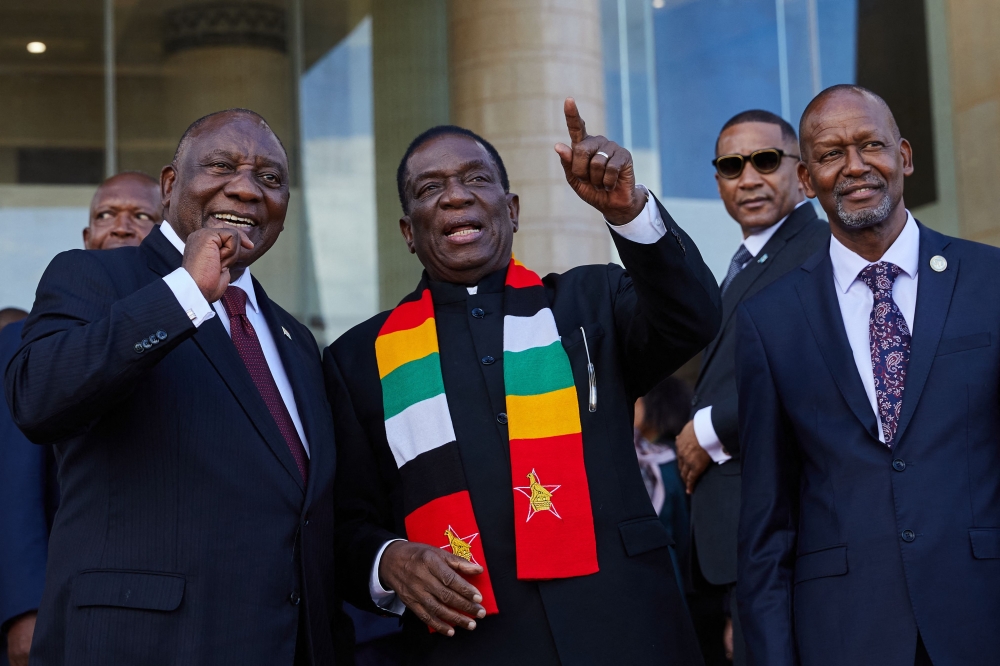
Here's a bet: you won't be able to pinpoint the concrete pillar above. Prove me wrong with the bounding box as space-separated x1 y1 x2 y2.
372 0 450 309
449 0 609 276
937 0 1000 246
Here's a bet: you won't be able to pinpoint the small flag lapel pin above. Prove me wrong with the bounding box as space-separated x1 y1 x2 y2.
282 326 292 340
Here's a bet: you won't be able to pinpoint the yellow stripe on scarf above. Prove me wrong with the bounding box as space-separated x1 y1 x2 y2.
375 317 439 379
506 386 582 440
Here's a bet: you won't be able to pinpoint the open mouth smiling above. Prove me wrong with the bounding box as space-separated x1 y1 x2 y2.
211 212 257 228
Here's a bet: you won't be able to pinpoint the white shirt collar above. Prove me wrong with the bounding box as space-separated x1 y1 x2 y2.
159 220 259 314
829 210 919 294
742 199 809 257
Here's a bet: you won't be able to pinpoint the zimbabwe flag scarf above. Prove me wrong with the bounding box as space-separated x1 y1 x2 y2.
374 258 599 616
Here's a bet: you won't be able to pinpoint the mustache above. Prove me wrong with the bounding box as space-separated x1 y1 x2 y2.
833 176 886 196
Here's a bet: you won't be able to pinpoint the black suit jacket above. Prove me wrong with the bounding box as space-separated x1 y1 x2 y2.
3 227 340 666
737 223 1000 666
325 200 721 665
689 204 829 585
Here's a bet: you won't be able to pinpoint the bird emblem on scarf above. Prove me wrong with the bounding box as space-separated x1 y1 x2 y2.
514 469 562 521
441 526 479 564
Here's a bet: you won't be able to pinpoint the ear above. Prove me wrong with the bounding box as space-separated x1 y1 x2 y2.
506 193 520 233
899 137 914 177
714 172 724 198
399 216 416 254
797 161 817 199
82 227 91 249
160 164 176 213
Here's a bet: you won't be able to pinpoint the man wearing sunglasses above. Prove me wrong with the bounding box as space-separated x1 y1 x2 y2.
675 109 829 666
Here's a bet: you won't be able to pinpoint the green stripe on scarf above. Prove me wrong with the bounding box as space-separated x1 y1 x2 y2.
504 342 576 396
381 352 445 419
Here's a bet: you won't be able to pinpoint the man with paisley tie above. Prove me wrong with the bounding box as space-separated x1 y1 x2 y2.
325 99 720 664
736 85 1000 666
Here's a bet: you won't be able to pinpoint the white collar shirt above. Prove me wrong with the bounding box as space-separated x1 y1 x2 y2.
829 211 919 443
159 221 310 455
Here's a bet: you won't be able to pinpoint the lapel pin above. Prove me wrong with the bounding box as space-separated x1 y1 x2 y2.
929 255 947 272
282 326 292 340
757 253 769 264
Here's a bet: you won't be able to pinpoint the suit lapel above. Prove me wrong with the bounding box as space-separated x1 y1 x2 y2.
701 205 817 369
795 249 881 440
254 280 333 506
893 223 957 446
142 225 306 492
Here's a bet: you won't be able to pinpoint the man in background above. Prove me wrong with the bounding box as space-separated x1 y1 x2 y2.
675 110 829 665
0 172 161 666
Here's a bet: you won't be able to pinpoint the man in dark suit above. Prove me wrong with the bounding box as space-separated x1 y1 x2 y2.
5 109 340 665
0 173 162 666
737 84 1000 666
325 98 720 664
674 110 828 665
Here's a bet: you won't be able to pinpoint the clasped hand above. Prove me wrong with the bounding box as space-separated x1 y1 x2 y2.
181 227 254 302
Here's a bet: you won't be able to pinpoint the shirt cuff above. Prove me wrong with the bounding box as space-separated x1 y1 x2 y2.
605 185 666 244
370 539 407 615
693 406 732 464
162 268 215 327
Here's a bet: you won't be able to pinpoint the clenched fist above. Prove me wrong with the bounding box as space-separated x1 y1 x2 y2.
181 227 254 302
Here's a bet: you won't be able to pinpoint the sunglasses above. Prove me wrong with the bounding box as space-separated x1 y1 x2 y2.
712 148 800 179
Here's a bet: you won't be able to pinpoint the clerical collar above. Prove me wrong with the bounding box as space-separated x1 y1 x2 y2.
427 265 508 304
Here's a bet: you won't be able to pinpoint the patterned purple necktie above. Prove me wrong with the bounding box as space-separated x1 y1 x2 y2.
221 286 309 483
858 262 911 446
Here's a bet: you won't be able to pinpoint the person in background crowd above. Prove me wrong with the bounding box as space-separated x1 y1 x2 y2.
674 110 830 666
83 171 161 250
5 110 343 665
634 376 694 596
0 170 162 666
737 84 1000 666
325 98 719 665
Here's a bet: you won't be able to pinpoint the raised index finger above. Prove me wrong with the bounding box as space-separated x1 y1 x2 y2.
564 97 588 145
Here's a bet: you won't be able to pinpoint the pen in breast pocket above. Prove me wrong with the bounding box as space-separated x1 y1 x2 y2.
580 326 596 412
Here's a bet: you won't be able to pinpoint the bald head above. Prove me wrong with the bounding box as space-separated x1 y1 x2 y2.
0 307 27 332
85 172 161 250
173 108 286 165
795 84 913 250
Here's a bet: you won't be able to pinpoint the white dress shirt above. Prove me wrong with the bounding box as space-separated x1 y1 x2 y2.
829 211 919 443
692 200 809 463
158 221 310 456
368 186 667 613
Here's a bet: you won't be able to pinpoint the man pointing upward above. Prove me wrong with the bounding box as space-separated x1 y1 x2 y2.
326 99 720 664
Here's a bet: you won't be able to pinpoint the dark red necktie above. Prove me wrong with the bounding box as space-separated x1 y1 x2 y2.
221 286 309 483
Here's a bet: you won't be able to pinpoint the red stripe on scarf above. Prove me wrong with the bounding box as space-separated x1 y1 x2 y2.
509 433 599 579
505 260 544 288
404 491 499 614
380 289 434 335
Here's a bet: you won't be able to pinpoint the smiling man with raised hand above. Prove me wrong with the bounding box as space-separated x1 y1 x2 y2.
736 85 1000 666
5 109 342 666
325 99 720 664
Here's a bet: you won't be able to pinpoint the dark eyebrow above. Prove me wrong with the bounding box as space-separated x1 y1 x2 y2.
411 158 494 184
200 149 287 174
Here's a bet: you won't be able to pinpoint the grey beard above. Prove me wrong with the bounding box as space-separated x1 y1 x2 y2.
835 189 893 228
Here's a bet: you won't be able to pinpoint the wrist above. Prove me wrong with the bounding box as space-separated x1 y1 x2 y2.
604 186 648 226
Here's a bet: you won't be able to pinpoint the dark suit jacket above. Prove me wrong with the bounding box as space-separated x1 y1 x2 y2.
736 222 1000 666
0 321 59 666
3 227 340 666
326 200 721 665
689 204 828 585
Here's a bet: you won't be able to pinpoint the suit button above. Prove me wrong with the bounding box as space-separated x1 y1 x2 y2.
481 355 495 365
141 339 152 350
149 334 160 345
496 412 508 425
892 459 906 472
471 307 485 319
901 529 915 542
289 591 300 605
157 330 167 340
690 394 698 407
134 343 144 354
